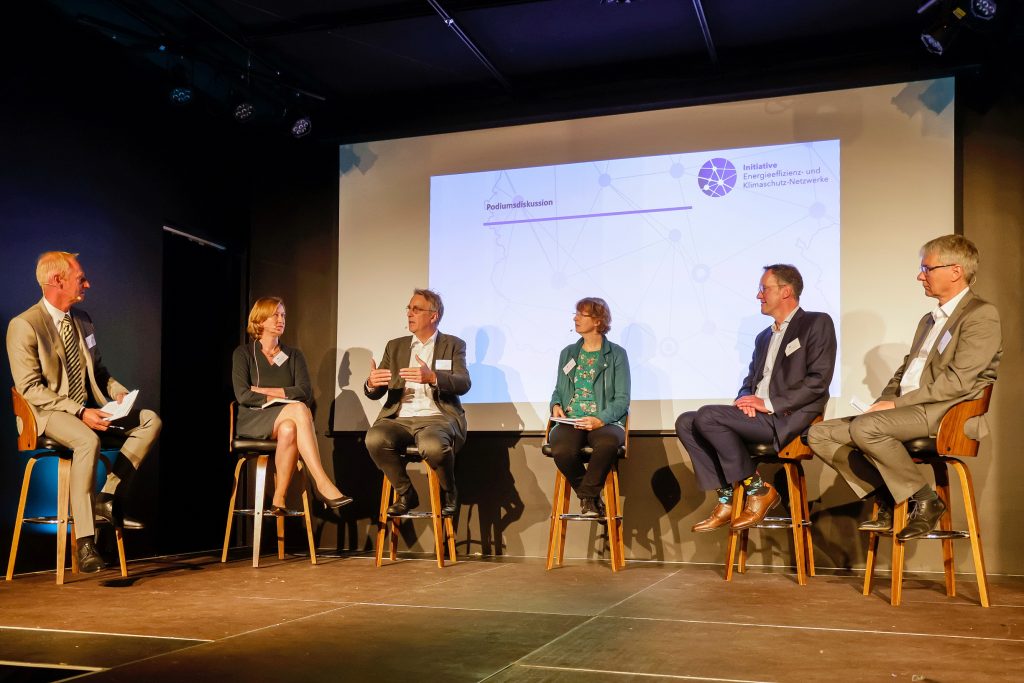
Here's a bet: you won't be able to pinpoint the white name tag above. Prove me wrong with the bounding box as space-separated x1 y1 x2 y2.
85 334 97 349
785 338 801 356
435 359 452 371
272 351 289 366
937 330 952 354
562 358 577 375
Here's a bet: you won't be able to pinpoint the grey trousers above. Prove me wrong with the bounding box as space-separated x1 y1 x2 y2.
808 405 930 504
365 415 464 495
43 408 162 538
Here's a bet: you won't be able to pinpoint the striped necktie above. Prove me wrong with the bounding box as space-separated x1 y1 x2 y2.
59 314 88 405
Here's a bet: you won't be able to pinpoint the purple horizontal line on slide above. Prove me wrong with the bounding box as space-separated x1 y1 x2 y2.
482 205 692 226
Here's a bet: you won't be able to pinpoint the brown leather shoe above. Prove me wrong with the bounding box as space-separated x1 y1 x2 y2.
731 484 780 530
691 502 733 533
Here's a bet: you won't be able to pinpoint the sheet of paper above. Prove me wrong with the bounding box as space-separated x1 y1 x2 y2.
262 397 299 410
99 389 138 421
850 396 872 413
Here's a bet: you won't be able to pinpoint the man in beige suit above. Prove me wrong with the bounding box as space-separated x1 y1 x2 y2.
7 252 161 572
809 235 1001 540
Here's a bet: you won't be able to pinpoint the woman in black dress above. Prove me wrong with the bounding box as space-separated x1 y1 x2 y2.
232 297 352 513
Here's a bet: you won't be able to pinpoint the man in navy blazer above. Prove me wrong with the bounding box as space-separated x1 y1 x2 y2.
676 264 836 532
364 288 471 517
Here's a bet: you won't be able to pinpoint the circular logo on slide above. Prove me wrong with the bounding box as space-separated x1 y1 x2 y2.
697 158 737 197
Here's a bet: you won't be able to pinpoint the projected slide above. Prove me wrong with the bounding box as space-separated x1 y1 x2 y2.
429 139 840 406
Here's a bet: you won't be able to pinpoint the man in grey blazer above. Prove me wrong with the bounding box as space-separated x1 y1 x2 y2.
809 235 1001 540
676 264 837 532
364 289 471 517
6 252 161 572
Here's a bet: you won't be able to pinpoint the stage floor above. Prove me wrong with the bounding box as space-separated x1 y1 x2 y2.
1 551 1022 682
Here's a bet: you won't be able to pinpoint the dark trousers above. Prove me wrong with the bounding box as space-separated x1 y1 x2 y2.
675 405 774 491
548 424 625 498
365 416 463 495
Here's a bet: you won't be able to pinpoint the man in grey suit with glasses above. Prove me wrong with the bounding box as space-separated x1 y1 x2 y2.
809 235 1001 540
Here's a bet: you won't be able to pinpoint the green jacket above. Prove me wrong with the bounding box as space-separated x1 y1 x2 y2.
550 336 630 428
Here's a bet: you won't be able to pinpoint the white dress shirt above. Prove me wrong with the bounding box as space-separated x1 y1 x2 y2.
755 307 799 414
899 287 970 394
398 332 443 418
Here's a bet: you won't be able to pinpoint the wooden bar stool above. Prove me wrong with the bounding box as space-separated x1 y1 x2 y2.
725 416 821 586
375 447 457 568
7 388 128 585
222 403 316 568
863 385 993 607
543 418 628 572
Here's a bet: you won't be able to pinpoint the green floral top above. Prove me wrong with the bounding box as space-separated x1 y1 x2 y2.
566 348 601 417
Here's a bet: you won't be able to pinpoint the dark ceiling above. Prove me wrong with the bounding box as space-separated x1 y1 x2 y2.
41 0 1024 142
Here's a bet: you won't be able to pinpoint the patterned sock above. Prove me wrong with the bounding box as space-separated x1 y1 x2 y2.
716 487 732 504
743 471 768 496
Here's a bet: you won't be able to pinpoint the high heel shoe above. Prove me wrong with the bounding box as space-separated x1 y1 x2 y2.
314 488 353 509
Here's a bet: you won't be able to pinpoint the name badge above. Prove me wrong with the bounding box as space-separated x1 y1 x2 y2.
435 359 452 371
272 351 289 366
85 334 97 349
785 338 801 356
562 358 577 375
937 330 952 354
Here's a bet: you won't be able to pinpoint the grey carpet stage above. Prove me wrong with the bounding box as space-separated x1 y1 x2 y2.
1 552 1022 682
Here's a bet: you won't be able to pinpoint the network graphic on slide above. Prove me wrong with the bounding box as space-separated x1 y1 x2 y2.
429 140 840 405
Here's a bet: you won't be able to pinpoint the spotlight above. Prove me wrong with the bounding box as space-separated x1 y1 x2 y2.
233 101 254 121
169 85 193 105
289 114 312 138
970 0 996 20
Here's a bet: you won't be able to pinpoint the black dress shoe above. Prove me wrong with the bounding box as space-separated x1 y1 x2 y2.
580 497 602 517
387 489 420 516
76 540 106 574
441 488 458 517
858 506 894 533
896 497 947 541
94 497 144 530
316 492 354 509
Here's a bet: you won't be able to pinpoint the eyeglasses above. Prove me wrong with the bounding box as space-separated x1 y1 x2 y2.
406 306 437 315
757 284 783 294
920 264 956 274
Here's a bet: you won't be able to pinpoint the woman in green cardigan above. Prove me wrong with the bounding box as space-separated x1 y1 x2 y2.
548 297 631 517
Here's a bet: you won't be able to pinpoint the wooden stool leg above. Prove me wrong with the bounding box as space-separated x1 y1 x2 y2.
222 457 246 563
546 472 565 569
784 463 807 586
375 478 392 567
612 470 625 570
863 502 879 596
799 464 816 576
427 467 445 568
6 458 38 581
556 473 571 567
951 460 990 607
252 455 269 568
445 517 457 564
725 484 744 581
603 473 621 572
56 457 72 585
301 488 317 565
115 529 127 577
890 500 909 606
932 461 955 597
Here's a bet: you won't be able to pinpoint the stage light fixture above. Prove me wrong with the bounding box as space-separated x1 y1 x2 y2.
289 114 312 138
168 61 193 106
970 0 996 20
169 85 193 105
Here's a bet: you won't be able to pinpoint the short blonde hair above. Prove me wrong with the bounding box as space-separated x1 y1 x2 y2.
247 297 284 340
922 234 979 283
577 297 612 334
36 251 79 288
